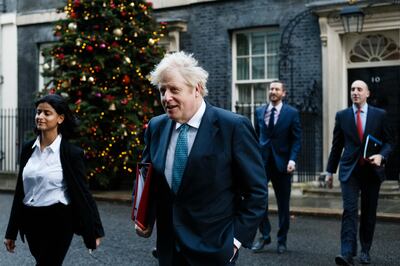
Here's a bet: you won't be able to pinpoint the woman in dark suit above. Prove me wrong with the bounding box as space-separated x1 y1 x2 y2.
3 94 104 265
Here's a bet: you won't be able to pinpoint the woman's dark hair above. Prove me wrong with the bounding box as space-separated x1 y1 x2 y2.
34 94 78 138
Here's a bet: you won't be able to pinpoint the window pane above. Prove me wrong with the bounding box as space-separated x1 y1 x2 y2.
237 58 249 80
252 32 265 55
236 84 252 119
254 83 268 105
267 55 278 79
267 32 280 54
238 84 251 103
237 33 249 56
252 57 264 79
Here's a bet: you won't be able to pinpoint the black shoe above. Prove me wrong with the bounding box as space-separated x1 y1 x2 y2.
277 243 287 254
335 255 354 266
251 237 271 253
151 247 158 259
359 251 371 264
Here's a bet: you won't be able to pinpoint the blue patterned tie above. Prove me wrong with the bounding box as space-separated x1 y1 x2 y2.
171 124 189 194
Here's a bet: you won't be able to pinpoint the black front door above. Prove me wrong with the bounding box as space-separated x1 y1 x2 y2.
348 66 400 181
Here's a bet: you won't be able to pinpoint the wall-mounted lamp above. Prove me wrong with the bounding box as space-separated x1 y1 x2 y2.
340 5 365 33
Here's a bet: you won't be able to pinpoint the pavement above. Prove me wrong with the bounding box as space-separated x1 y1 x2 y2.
1 176 400 222
90 180 400 222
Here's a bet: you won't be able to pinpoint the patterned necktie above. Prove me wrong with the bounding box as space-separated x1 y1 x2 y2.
171 124 189 194
268 107 276 132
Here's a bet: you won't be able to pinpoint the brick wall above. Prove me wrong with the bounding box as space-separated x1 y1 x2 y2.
155 0 323 172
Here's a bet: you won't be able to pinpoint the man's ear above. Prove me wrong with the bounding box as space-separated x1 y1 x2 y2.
195 84 202 97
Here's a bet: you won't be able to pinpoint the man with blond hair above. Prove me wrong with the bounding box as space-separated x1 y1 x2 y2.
135 51 267 265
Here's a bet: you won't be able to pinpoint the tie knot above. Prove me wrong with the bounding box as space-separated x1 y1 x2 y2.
179 123 189 132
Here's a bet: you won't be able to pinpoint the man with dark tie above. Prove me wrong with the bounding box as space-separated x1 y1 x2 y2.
135 51 268 265
326 80 394 266
251 81 302 254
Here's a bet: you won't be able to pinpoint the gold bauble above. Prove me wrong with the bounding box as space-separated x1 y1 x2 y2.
113 28 123 37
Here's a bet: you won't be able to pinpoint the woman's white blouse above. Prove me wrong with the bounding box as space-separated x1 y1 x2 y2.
22 135 70 206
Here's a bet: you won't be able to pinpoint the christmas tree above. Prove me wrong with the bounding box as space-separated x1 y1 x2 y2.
41 0 166 188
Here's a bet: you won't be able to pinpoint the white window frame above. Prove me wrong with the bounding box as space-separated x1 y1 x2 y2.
38 42 56 92
231 28 280 124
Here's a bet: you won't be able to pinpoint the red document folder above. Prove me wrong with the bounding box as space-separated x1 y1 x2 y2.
131 162 153 231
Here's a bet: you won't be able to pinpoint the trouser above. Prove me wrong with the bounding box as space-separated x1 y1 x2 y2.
23 203 74 266
340 165 381 257
259 156 292 245
167 246 239 266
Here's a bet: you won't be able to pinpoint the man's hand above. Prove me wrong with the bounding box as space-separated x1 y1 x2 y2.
368 154 383 167
4 239 15 253
325 174 333 189
135 224 152 238
287 161 296 174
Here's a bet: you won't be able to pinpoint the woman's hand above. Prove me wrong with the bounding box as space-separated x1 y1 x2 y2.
96 237 102 248
4 239 16 253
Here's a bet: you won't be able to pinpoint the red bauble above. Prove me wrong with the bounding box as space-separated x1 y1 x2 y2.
86 45 94 53
94 65 101 72
114 54 121 61
70 12 77 19
122 75 131 85
73 0 80 6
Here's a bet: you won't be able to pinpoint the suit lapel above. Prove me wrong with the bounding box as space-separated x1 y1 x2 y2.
346 107 361 144
158 118 174 173
273 104 287 132
363 105 374 141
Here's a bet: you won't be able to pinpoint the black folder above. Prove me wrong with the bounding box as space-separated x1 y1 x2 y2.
363 134 382 159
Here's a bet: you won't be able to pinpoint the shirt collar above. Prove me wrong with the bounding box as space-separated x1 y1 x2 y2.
32 134 62 153
353 103 368 114
175 100 206 130
268 101 283 113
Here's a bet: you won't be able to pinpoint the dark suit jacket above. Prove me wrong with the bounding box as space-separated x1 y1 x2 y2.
254 103 302 173
5 138 104 249
142 103 267 265
326 105 394 182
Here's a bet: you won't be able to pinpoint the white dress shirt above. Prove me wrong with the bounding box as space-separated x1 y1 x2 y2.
353 103 368 132
264 102 283 127
164 100 206 187
22 135 70 206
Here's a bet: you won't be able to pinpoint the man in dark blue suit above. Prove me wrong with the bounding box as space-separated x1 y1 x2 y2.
135 51 268 265
326 80 394 266
251 81 301 254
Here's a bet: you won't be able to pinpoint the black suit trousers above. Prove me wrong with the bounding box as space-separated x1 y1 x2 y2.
259 155 292 244
23 203 74 266
340 165 381 257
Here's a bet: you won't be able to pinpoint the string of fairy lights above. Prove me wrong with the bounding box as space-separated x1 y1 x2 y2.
42 0 166 185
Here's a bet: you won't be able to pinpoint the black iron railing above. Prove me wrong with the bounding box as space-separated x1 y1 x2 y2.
0 108 35 172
